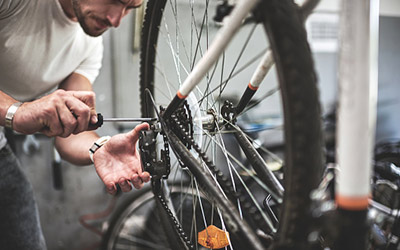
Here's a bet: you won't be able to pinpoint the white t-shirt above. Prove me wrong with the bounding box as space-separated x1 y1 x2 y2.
0 0 104 148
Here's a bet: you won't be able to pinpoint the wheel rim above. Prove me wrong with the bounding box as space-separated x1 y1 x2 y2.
138 0 324 248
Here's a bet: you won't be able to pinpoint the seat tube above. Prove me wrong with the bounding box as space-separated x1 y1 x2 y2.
335 0 379 249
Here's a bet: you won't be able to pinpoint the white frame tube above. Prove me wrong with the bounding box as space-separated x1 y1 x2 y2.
336 0 379 208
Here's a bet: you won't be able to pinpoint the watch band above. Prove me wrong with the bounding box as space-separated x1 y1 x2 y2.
5 102 22 130
89 136 111 163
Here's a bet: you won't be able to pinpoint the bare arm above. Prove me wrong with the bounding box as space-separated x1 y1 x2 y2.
2 74 97 137
0 91 20 127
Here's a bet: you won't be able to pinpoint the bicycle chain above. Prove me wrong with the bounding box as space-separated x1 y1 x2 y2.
147 105 195 250
144 101 271 249
155 193 195 249
168 109 271 234
160 107 171 178
168 101 193 150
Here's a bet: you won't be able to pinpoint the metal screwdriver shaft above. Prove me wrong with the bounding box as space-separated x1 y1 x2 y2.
89 113 157 130
102 117 157 122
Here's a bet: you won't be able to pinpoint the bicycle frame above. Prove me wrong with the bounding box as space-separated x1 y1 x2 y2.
103 0 386 248
162 0 320 119
159 0 315 207
157 0 321 220
163 0 259 118
154 0 321 239
160 0 380 248
335 0 379 248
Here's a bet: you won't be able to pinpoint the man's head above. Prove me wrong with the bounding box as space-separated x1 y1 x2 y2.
70 0 142 37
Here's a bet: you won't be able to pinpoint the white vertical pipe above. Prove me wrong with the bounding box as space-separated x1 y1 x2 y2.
336 0 379 205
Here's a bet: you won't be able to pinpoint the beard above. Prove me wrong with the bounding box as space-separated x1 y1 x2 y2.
71 0 107 37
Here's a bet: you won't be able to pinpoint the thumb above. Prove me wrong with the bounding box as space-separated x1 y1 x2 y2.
127 123 150 142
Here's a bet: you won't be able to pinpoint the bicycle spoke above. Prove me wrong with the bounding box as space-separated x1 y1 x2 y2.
214 23 258 105
133 0 324 249
205 127 278 231
115 234 167 249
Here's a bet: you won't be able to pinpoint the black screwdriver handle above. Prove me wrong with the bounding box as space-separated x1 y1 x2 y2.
88 113 104 130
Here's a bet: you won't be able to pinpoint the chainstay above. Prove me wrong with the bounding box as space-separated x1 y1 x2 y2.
154 101 273 248
168 110 273 235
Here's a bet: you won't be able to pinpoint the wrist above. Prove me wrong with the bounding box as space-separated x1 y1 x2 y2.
89 136 111 163
5 102 23 130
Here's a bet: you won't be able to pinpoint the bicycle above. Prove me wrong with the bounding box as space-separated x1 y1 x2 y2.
99 0 378 249
100 0 323 249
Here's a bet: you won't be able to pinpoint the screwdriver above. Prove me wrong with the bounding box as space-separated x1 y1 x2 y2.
89 113 157 129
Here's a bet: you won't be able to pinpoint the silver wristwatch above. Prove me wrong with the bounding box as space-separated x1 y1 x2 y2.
5 102 22 130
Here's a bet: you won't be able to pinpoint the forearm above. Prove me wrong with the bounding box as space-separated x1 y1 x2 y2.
55 131 99 165
0 91 19 127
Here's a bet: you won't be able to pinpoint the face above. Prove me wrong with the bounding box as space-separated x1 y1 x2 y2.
71 0 142 37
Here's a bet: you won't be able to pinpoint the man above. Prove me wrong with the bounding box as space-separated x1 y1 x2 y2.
0 0 149 249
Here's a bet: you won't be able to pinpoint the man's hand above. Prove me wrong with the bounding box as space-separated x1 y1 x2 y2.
93 123 151 195
13 89 97 137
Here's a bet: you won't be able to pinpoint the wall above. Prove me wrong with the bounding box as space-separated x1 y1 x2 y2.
376 16 400 142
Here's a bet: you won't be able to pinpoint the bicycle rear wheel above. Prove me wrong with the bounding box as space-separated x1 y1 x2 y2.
105 0 324 249
370 141 400 249
102 183 253 250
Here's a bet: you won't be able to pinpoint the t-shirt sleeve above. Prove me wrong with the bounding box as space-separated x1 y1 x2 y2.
0 0 27 19
74 36 104 84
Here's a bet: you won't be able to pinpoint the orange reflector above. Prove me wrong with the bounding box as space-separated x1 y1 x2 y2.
198 225 230 249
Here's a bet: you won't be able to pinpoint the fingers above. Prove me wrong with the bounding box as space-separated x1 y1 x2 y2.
131 171 151 189
12 90 96 137
106 183 117 195
66 91 97 134
55 104 78 137
104 172 151 195
71 90 96 109
41 90 96 137
131 174 144 189
111 172 151 193
118 178 133 192
64 96 91 134
140 172 151 183
71 91 98 124
37 101 78 137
